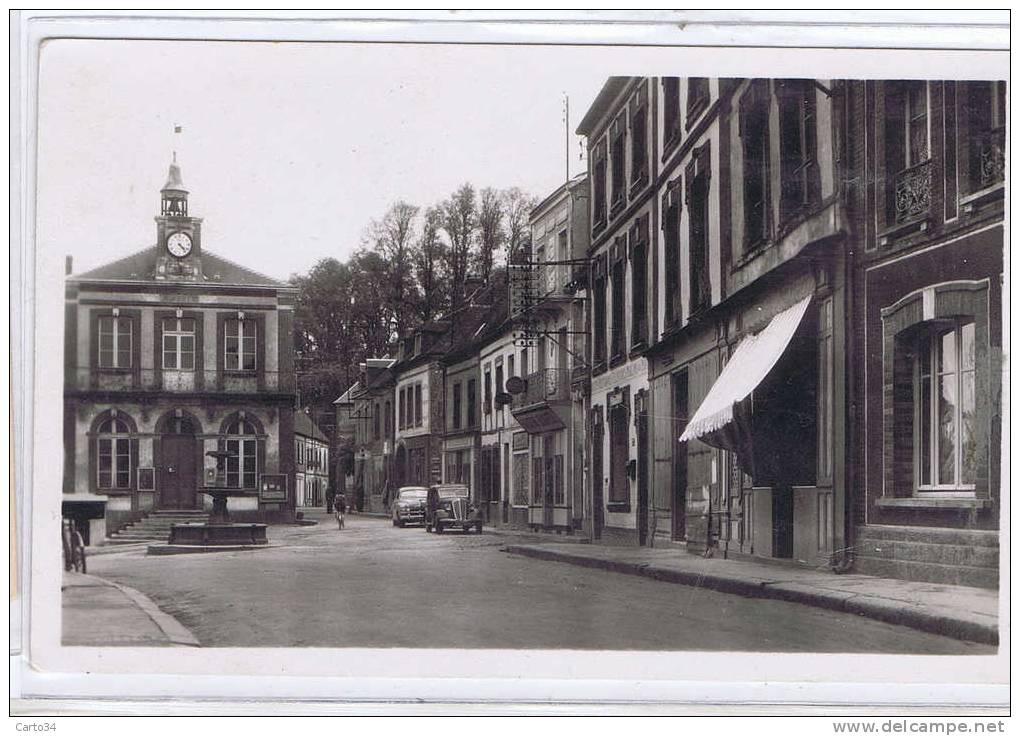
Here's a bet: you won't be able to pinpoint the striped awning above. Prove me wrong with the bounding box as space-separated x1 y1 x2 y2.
680 295 812 443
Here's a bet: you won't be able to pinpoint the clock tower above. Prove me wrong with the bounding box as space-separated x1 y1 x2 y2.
154 155 203 281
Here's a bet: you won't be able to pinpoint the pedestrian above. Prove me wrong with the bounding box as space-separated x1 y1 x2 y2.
334 492 346 530
325 485 335 514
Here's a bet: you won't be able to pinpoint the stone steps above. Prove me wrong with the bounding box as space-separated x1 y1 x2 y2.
108 510 211 544
854 525 999 589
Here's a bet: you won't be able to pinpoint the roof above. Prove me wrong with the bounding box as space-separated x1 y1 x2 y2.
333 381 363 405
162 160 187 192
576 77 633 136
295 411 329 443
440 271 509 364
530 173 588 222
70 246 291 289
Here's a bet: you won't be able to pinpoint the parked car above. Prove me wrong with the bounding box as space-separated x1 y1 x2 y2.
424 484 482 534
392 486 428 527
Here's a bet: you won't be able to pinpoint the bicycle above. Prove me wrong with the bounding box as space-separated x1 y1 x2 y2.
62 520 87 573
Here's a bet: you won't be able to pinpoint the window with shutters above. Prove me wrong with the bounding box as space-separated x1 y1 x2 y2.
662 77 681 150
161 318 196 370
224 318 256 372
629 83 649 191
883 81 932 227
966 81 1006 192
687 146 712 316
610 113 627 212
593 269 607 367
687 77 710 126
610 258 626 360
662 182 683 327
466 378 477 428
592 139 608 231
629 218 648 348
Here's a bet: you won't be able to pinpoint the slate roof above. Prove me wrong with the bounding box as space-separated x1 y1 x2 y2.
70 246 290 289
295 410 329 443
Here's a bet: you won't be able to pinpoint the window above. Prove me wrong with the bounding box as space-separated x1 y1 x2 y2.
610 258 625 359
224 319 256 371
466 378 476 428
593 270 607 365
662 184 682 325
483 368 492 414
884 81 931 225
608 403 629 504
494 365 504 405
817 298 834 483
507 355 515 380
452 382 462 430
512 452 530 506
610 114 627 209
97 417 131 489
778 80 818 220
630 220 648 347
161 318 196 370
688 153 711 315
740 80 770 249
966 81 1006 191
373 402 380 439
398 387 406 429
384 400 392 435
414 383 423 427
98 315 132 369
629 84 648 188
915 321 976 490
687 77 709 123
553 455 565 506
225 419 258 489
592 139 607 229
662 77 681 147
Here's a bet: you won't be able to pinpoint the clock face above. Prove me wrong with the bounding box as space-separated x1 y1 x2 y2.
167 232 193 258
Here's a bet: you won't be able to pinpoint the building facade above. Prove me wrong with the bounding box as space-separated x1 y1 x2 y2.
392 324 449 490
577 78 657 545
63 159 298 541
294 410 330 509
348 359 395 513
510 175 590 533
845 79 1004 587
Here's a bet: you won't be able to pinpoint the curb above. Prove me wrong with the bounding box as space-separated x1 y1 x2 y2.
77 573 201 647
503 545 998 646
146 543 275 556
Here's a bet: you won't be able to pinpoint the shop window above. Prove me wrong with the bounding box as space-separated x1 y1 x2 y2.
778 79 819 221
97 417 132 490
161 317 196 370
98 315 133 369
915 321 977 490
740 79 771 249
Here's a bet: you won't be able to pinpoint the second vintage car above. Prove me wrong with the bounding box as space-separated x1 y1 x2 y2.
424 484 483 534
391 486 429 527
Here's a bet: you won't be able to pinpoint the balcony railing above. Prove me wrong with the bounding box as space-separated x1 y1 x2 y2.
978 127 1005 189
66 368 296 393
511 368 571 411
893 158 933 224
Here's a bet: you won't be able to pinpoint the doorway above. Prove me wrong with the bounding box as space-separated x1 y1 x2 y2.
636 391 649 546
159 420 198 510
591 410 604 540
542 434 555 528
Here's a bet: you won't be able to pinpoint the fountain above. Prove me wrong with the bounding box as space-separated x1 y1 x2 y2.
151 448 269 554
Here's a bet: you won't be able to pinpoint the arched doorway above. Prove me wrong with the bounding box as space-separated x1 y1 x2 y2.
156 413 201 509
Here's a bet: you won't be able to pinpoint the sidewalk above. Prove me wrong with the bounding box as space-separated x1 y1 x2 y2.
503 542 999 645
62 571 200 647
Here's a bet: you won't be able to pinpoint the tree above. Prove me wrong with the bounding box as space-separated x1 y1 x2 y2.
475 187 505 282
503 187 538 264
413 205 449 322
441 182 477 311
367 201 419 338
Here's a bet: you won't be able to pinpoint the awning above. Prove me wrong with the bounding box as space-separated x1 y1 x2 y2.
680 295 812 444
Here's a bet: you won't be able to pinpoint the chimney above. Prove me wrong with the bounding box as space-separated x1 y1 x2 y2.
65 255 73 276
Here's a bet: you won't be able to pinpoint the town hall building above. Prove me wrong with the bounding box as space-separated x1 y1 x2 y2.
63 157 299 542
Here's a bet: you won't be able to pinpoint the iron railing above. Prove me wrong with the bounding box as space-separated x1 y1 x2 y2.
893 158 933 224
978 127 1006 189
66 368 296 393
511 368 571 410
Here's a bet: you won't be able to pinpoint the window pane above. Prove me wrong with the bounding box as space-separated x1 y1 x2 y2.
181 318 195 333
937 371 957 485
961 322 975 370
961 368 976 485
938 329 957 375
227 321 239 338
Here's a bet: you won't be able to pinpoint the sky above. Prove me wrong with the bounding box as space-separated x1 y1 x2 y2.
36 40 607 282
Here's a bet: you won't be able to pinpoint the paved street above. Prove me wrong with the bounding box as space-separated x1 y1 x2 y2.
83 516 990 653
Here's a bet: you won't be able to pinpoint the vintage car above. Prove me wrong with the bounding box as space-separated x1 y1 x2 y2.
424 484 483 534
391 486 428 527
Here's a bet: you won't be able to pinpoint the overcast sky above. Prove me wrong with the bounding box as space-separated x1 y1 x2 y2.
37 40 607 281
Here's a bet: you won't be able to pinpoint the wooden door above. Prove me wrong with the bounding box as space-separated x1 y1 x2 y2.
160 435 197 509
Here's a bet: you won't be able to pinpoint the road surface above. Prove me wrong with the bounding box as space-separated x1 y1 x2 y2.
84 514 990 653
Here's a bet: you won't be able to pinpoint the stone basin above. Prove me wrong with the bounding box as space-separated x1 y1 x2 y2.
168 522 268 546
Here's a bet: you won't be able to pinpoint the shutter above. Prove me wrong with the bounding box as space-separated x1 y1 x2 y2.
479 446 491 502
